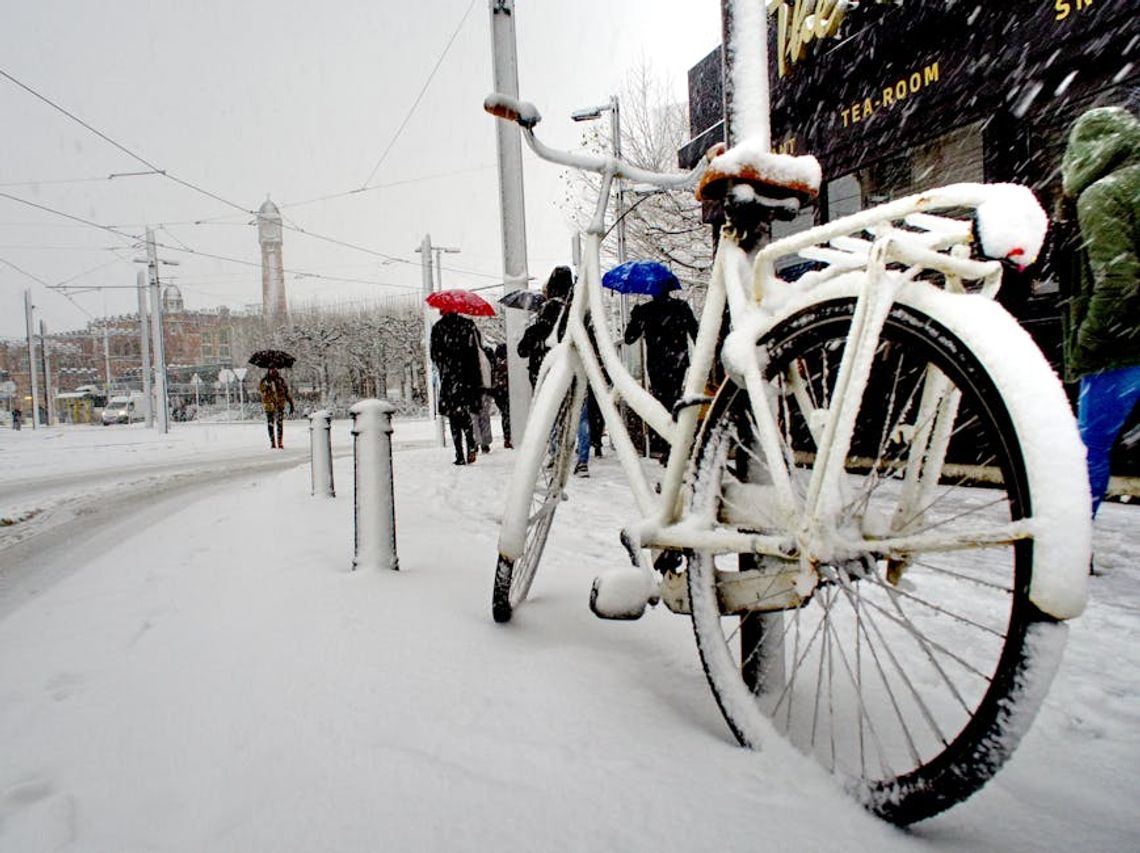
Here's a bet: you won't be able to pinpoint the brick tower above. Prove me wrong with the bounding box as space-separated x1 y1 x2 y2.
257 197 288 328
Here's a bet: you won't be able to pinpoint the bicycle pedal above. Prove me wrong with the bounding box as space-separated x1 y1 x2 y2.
589 569 653 620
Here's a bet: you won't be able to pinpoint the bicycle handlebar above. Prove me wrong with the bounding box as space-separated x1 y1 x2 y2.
484 93 704 191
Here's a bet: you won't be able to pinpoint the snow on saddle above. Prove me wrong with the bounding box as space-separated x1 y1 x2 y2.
696 138 823 207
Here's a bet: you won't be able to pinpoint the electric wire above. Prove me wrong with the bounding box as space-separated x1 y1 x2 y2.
0 68 249 217
0 67 442 273
359 0 477 188
0 191 419 292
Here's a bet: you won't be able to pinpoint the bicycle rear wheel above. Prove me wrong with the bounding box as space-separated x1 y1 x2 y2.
492 376 579 623
687 297 1068 824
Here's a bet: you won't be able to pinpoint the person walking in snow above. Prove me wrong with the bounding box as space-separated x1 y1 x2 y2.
517 266 603 476
518 265 573 388
623 285 698 461
430 308 483 465
259 367 294 449
472 327 494 455
488 342 512 449
1058 105 1140 521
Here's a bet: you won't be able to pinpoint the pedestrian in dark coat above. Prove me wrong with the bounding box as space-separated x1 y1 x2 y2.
624 289 698 459
430 309 482 465
1059 105 1140 517
623 287 698 461
259 367 294 449
488 342 512 448
518 266 573 388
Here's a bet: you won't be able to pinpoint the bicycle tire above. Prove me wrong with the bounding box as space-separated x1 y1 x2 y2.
492 377 579 623
686 296 1068 824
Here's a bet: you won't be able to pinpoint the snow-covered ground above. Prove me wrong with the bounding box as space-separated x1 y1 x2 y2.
0 419 1137 851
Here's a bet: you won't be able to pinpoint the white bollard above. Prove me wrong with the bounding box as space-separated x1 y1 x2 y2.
350 399 399 572
309 409 335 497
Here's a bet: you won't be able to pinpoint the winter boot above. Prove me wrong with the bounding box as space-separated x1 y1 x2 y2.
574 462 589 478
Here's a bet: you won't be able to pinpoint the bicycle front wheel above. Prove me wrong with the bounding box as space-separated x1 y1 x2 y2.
492 374 579 623
687 296 1069 824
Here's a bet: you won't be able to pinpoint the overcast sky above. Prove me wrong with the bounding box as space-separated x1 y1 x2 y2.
0 0 723 339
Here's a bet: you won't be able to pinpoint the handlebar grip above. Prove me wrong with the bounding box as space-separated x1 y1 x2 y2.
483 94 542 129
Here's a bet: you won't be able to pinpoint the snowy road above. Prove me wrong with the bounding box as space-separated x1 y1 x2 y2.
0 420 1137 852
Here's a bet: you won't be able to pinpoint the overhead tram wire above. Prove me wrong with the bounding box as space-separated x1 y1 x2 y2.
263 163 499 213
358 0 477 189
0 191 420 292
0 67 431 272
2 63 504 289
0 255 94 317
0 68 249 218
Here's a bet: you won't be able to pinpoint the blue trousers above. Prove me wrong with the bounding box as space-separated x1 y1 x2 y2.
577 400 591 466
1078 364 1140 515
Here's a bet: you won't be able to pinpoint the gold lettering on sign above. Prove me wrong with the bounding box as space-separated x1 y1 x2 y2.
840 62 942 128
773 0 849 78
1055 0 1095 22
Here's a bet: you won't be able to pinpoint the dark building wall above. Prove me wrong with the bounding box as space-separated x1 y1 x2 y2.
682 0 1138 478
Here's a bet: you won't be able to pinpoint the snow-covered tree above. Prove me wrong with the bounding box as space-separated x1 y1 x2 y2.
559 60 713 293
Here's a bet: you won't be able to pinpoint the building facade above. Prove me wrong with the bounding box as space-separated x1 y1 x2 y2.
0 303 254 421
681 0 1138 477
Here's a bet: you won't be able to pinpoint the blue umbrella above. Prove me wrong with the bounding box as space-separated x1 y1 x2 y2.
602 260 680 296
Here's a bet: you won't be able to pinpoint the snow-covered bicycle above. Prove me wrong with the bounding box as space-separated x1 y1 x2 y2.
483 74 1089 826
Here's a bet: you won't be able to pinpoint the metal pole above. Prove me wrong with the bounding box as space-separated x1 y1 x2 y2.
721 0 770 149
136 268 154 426
720 0 782 697
418 234 447 447
489 0 533 446
39 319 53 426
309 408 335 497
146 227 170 433
611 96 626 266
102 323 113 397
431 245 461 291
23 289 39 429
350 399 399 571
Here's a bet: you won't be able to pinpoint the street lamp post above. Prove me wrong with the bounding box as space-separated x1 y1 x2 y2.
572 95 647 454
572 95 630 352
415 236 461 448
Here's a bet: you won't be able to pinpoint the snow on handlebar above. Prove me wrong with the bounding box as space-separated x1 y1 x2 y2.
483 93 542 129
483 92 702 191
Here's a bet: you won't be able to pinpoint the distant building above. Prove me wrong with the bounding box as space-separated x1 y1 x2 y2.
258 197 289 329
0 302 258 417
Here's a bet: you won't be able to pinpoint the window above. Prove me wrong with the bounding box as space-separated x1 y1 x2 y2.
827 120 985 220
217 329 231 360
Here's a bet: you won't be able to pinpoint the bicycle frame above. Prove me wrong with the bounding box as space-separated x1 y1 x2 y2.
501 116 1042 601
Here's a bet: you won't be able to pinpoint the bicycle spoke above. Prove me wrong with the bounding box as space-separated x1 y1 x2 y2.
837 572 955 746
856 594 994 683
907 558 1013 593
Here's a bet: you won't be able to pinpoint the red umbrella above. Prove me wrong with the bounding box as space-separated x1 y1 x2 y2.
425 289 496 317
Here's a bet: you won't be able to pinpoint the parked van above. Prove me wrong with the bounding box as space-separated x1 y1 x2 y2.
101 392 146 425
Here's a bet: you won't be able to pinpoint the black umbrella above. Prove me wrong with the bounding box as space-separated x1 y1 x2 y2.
248 349 296 369
499 289 546 312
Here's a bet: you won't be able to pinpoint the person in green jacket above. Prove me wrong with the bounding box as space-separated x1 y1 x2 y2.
1059 105 1140 516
